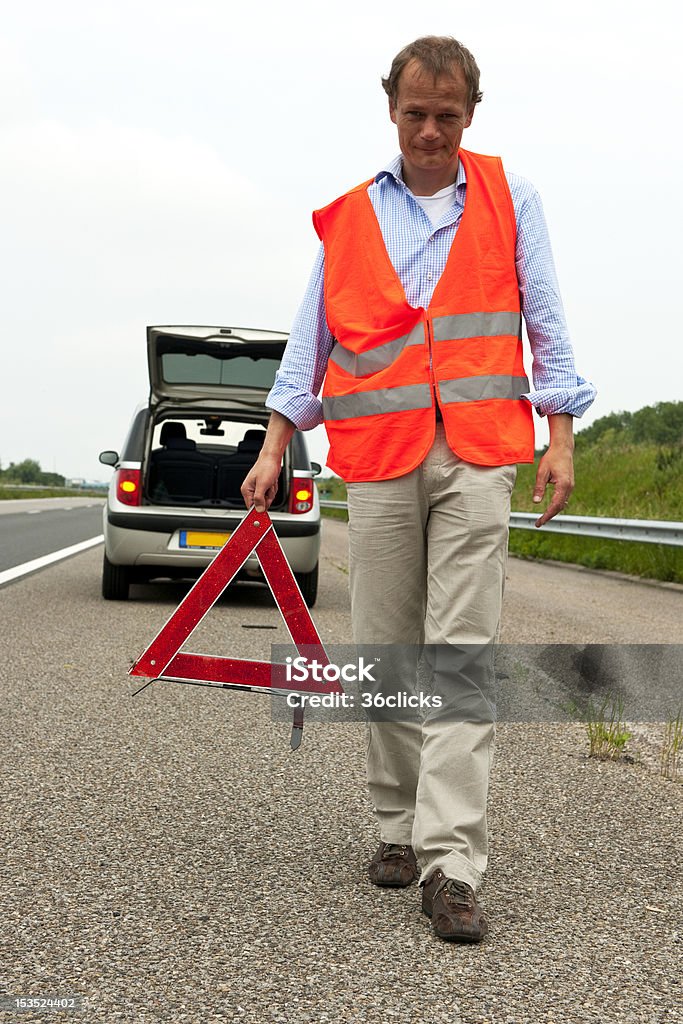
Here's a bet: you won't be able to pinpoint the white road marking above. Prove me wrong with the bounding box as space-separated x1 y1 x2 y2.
0 536 104 587
28 510 41 514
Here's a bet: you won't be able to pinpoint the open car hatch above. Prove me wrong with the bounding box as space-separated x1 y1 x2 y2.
147 325 288 406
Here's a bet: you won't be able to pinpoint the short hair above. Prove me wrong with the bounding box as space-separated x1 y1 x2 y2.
381 36 483 108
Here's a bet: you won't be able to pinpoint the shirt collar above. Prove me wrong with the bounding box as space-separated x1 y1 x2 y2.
375 154 467 192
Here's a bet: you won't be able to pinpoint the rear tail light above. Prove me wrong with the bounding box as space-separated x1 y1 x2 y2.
289 476 314 514
116 468 142 506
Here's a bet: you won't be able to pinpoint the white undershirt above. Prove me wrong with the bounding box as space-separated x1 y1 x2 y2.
412 181 459 227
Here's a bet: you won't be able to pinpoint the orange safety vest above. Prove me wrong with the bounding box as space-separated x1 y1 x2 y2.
313 148 535 481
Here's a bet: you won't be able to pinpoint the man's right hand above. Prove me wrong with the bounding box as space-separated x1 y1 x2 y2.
240 452 282 512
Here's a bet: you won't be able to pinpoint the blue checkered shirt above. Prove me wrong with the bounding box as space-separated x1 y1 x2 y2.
267 154 596 430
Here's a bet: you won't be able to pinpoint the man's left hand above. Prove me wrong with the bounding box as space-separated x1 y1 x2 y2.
532 445 575 527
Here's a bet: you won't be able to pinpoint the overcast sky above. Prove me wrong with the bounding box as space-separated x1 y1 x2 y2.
1 0 681 480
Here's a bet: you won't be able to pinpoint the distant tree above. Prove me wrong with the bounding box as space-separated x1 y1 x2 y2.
575 410 633 448
40 472 66 487
1 459 65 486
631 402 683 446
575 401 683 449
6 459 43 483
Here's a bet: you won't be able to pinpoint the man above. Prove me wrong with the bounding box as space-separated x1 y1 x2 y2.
241 36 595 943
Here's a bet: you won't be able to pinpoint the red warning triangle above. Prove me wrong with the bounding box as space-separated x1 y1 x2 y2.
129 507 340 700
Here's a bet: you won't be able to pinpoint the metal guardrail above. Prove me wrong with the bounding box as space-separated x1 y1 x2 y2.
508 512 683 546
319 500 683 547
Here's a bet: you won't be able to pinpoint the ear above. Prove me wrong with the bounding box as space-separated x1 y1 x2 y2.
464 105 475 129
389 96 397 126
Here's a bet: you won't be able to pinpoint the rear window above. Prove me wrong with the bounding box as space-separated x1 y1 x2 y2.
159 339 284 390
151 419 266 450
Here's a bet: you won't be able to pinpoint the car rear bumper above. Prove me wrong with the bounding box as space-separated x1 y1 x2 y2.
104 509 320 575
107 510 319 536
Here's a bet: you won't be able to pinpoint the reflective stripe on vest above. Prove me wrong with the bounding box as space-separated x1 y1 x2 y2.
439 374 529 403
328 322 424 376
322 383 432 421
433 311 521 342
323 375 529 420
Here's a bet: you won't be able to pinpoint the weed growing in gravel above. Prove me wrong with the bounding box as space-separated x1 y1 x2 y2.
660 712 683 781
586 694 632 760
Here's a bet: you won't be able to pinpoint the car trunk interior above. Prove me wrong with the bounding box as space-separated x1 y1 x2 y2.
144 413 286 509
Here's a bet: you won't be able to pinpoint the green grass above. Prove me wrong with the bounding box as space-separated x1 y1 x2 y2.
585 694 632 760
509 441 683 583
0 487 104 500
508 531 682 583
320 506 349 522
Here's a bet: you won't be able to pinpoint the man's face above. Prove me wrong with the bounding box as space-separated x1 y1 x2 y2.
389 59 475 191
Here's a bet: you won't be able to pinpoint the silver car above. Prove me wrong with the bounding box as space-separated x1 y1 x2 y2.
99 325 321 605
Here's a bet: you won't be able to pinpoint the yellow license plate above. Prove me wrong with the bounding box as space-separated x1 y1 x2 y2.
180 530 231 549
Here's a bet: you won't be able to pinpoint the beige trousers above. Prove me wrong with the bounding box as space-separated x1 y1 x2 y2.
347 423 516 890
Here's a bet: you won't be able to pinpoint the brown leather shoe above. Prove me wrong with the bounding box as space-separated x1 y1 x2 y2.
367 842 419 887
421 869 489 942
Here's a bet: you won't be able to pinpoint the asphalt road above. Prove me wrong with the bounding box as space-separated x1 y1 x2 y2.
0 499 104 573
0 517 681 1023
